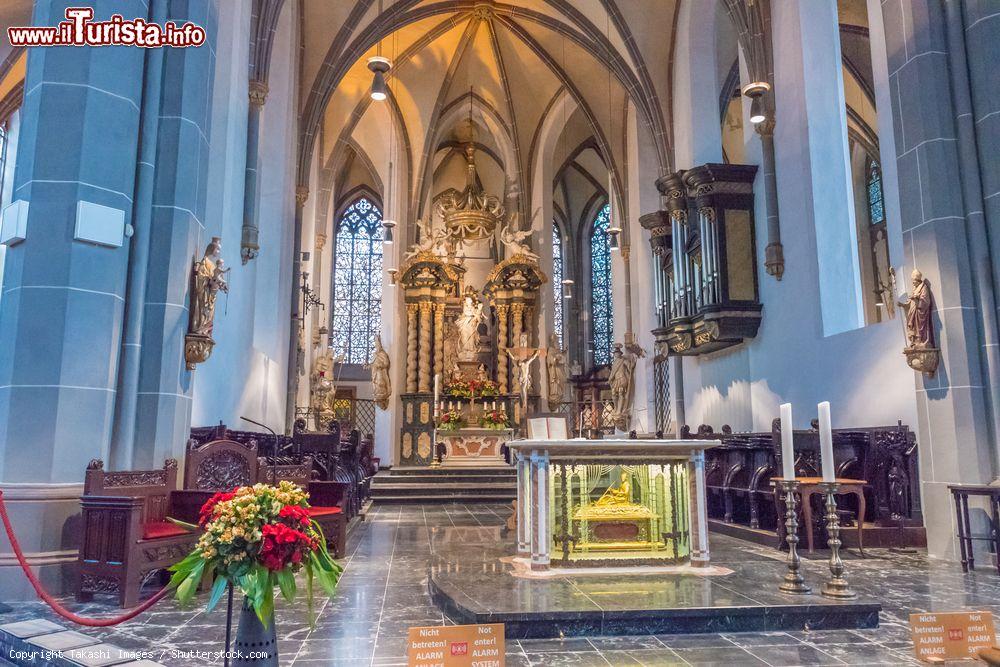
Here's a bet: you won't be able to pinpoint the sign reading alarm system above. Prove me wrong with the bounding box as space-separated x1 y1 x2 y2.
407 623 504 667
909 611 995 662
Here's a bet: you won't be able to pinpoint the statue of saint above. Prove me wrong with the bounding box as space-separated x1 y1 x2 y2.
369 335 392 410
499 214 540 263
506 333 540 412
546 334 567 411
899 269 935 350
608 342 639 430
594 472 632 507
189 237 229 338
476 364 490 383
310 350 335 429
455 290 486 361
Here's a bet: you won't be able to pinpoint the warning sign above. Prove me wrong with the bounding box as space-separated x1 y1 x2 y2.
909 611 996 662
407 623 505 667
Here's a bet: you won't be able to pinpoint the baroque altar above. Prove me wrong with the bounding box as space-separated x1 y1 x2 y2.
508 438 718 571
396 143 547 466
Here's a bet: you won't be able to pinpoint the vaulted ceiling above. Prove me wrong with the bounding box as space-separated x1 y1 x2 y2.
298 0 680 218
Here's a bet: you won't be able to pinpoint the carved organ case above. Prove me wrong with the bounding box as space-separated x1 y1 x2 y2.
649 164 761 355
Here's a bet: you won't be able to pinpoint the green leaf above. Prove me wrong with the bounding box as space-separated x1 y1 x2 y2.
305 567 316 629
176 560 205 603
276 568 296 603
256 573 275 628
206 576 230 612
166 516 199 531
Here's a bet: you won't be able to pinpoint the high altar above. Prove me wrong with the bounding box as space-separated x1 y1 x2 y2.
396 143 547 466
508 438 718 570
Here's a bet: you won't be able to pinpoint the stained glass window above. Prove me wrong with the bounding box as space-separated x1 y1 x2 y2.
330 196 384 364
590 203 613 366
552 222 565 348
867 159 884 225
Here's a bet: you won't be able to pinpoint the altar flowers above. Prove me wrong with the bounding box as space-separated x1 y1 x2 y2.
480 408 509 430
437 408 465 431
168 481 341 627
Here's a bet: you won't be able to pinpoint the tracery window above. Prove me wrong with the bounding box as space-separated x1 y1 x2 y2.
552 222 565 348
590 203 613 366
867 159 884 226
330 196 384 364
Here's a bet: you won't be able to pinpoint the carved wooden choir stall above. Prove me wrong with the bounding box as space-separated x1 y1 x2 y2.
77 421 377 607
690 421 924 549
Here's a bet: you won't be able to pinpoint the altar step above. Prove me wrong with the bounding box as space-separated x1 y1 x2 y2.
371 466 517 504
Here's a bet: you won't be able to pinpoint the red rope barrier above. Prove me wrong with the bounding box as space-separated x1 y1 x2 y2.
0 490 172 627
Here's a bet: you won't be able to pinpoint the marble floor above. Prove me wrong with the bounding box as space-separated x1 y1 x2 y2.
2 503 1000 666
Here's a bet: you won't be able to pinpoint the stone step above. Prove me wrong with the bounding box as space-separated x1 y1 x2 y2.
371 483 516 496
370 494 516 505
385 466 514 476
372 474 515 485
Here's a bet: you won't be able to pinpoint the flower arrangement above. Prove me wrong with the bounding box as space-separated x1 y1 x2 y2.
169 482 341 626
445 378 500 399
480 409 509 430
437 409 464 431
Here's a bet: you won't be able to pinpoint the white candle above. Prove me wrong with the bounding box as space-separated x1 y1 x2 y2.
780 403 795 480
818 401 835 483
434 373 441 403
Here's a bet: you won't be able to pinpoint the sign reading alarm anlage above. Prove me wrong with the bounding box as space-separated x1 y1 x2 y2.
909 611 995 662
407 623 504 667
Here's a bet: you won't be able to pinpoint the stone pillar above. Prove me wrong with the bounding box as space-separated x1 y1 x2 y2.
0 0 216 598
240 81 266 263
496 304 509 393
876 0 996 559
418 301 432 392
756 118 784 280
134 2 219 463
406 304 418 393
687 449 710 566
433 303 445 378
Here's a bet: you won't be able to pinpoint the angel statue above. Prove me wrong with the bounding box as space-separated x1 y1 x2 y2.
499 212 540 263
404 219 451 261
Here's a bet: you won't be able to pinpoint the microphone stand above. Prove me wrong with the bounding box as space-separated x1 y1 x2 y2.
241 416 278 485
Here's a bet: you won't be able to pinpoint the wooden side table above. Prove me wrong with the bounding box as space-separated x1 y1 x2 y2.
772 477 867 556
948 484 1000 575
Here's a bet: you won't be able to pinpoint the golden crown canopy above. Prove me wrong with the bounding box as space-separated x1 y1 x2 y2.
435 143 505 242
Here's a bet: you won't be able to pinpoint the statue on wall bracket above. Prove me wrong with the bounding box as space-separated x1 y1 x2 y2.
898 269 939 377
369 335 392 410
185 237 229 370
546 334 568 411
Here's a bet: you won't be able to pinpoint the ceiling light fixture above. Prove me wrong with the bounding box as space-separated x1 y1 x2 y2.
742 81 771 125
382 219 396 244
368 56 392 102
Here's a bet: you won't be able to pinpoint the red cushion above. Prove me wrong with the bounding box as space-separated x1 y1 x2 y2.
142 521 189 540
306 506 342 517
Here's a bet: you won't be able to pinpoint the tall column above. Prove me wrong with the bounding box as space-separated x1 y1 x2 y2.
240 81 266 263
433 303 445 379
284 185 309 434
875 0 995 559
756 118 784 280
418 301 432 392
134 1 219 463
406 304 418 393
0 0 216 599
511 303 524 348
496 304 509 393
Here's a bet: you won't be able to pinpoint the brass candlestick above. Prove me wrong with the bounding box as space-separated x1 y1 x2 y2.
778 479 811 594
820 481 857 599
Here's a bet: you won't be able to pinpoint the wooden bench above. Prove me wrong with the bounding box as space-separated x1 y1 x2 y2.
183 438 349 557
77 459 204 608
